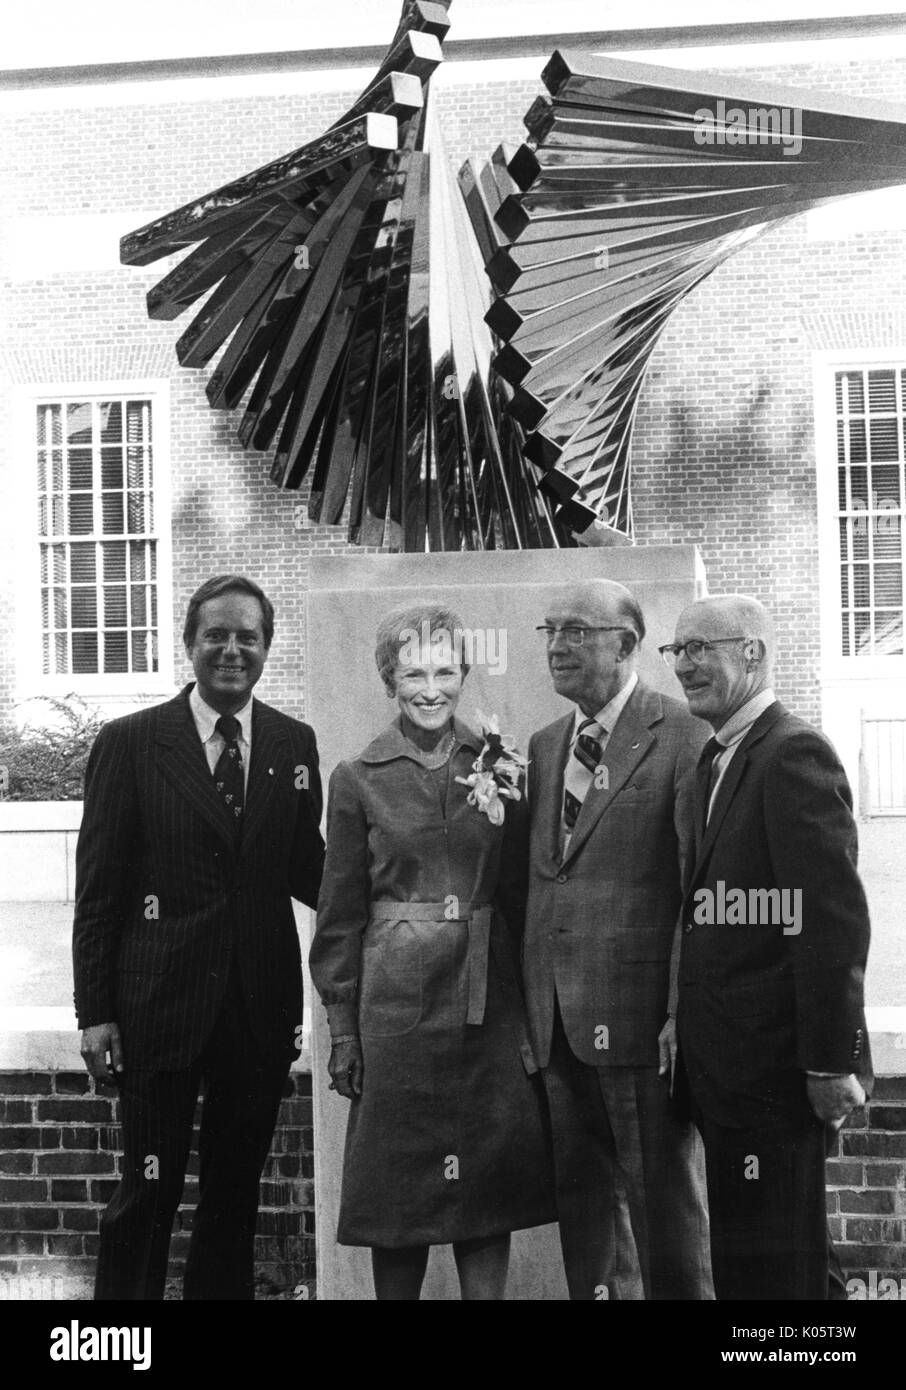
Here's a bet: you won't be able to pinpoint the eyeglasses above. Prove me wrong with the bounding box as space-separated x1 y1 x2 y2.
536 625 627 647
658 637 749 668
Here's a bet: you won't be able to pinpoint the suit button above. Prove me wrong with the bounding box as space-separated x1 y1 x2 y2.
556 873 567 884
683 922 693 934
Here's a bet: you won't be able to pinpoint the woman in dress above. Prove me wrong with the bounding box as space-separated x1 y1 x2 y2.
309 602 554 1300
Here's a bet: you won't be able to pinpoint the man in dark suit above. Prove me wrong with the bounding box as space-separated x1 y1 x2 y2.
662 593 871 1300
523 579 713 1300
73 574 324 1300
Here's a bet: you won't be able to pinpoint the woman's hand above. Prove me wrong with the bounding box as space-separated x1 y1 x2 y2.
328 1038 364 1099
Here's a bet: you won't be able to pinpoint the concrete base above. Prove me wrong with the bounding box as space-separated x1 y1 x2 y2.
306 545 706 1300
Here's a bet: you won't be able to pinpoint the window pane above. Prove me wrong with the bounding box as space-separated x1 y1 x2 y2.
101 447 123 489
874 516 902 560
54 589 67 627
874 566 903 606
103 630 129 673
838 518 849 563
852 519 868 560
874 613 904 655
66 403 92 444
103 542 127 580
852 565 870 606
854 611 871 655
843 373 865 414
868 370 896 413
67 449 93 490
70 544 96 583
127 492 145 532
131 630 150 672
841 612 851 657
51 451 63 491
51 496 65 535
68 494 94 534
38 497 47 535
71 589 97 627
129 542 146 580
104 586 127 626
126 446 145 490
840 566 850 605
37 451 46 492
40 550 48 584
131 586 147 625
849 465 867 508
55 633 68 672
126 400 150 443
871 464 901 506
51 546 66 582
72 631 97 673
100 401 122 442
869 418 899 461
849 421 867 463
102 493 124 534
43 635 50 675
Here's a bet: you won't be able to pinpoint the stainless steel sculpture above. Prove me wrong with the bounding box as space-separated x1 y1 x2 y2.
122 5 906 549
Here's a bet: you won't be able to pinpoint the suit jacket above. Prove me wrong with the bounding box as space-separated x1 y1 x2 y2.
72 684 325 1070
523 680 708 1068
676 701 871 1129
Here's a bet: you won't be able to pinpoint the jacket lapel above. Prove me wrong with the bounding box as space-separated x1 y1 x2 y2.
690 700 787 885
241 701 289 854
535 715 573 866
561 685 659 866
154 687 239 848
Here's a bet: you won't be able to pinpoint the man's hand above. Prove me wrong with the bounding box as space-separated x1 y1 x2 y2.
806 1072 865 1125
328 1038 363 1099
658 1016 677 1080
80 1022 125 1083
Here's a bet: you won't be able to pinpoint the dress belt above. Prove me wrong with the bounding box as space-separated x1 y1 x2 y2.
369 899 492 1026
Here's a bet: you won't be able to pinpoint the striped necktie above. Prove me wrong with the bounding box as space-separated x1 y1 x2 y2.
563 718 604 838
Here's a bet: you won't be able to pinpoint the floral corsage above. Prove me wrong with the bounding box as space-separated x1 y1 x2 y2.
455 712 528 825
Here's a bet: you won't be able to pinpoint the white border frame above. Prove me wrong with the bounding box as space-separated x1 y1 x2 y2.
9 378 175 707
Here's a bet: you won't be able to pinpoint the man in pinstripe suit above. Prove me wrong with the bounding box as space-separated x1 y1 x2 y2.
73 575 324 1300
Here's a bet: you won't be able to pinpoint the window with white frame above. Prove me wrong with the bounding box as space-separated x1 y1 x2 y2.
835 367 905 658
36 397 159 676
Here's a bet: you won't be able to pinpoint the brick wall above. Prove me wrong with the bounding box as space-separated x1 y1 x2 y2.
2 1067 903 1297
0 1069 314 1299
826 1076 906 1284
2 57 906 725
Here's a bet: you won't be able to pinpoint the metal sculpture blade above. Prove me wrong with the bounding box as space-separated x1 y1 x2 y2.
463 51 906 539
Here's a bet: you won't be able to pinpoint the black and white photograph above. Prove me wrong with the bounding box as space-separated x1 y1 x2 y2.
0 0 904 1361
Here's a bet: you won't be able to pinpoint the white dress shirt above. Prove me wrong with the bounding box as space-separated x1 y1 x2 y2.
570 669 640 754
706 686 776 823
188 684 253 794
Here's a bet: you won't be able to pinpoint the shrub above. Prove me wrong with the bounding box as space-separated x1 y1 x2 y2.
0 696 106 801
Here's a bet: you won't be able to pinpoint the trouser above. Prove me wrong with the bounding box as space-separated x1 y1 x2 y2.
542 1002 714 1301
697 1112 832 1301
94 966 289 1301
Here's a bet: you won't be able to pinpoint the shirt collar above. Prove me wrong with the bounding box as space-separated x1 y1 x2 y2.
572 670 639 739
360 715 482 765
188 683 253 744
714 687 776 748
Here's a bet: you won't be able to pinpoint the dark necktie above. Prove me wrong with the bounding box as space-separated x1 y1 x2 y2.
213 714 244 823
697 735 724 833
563 718 604 833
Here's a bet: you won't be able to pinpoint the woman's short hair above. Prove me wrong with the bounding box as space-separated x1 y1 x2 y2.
375 602 471 695
183 575 275 650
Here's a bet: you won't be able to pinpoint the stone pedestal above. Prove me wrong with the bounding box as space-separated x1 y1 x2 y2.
306 544 705 1300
